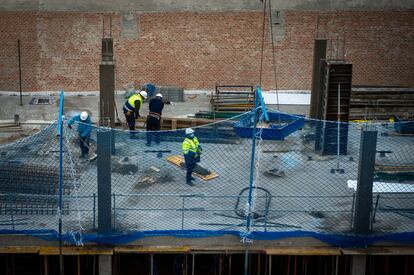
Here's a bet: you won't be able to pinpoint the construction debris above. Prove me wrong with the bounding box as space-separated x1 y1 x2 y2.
264 168 285 177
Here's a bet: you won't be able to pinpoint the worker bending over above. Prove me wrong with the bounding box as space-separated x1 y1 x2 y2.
182 128 202 186
146 93 164 145
68 111 92 158
123 90 147 136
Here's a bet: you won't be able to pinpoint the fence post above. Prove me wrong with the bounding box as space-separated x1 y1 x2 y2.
353 127 377 234
97 129 112 233
246 89 260 233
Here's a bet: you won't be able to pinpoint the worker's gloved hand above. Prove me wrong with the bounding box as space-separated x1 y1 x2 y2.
135 114 140 119
197 145 203 154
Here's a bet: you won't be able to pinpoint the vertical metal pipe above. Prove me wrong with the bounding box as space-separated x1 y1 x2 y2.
192 254 195 275
17 40 23 106
350 193 356 229
58 90 64 275
244 249 249 275
247 90 260 232
337 83 341 169
112 194 116 230
335 255 339 275
185 254 188 275
229 254 232 275
93 193 96 230
269 255 272 275
150 254 154 275
181 197 185 230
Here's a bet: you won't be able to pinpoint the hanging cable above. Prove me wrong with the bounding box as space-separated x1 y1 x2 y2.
267 0 280 111
259 0 267 87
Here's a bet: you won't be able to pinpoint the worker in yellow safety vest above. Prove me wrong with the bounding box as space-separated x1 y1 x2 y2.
182 128 202 186
123 90 148 135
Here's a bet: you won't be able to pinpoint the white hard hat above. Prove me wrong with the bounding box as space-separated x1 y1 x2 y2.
139 90 148 99
155 93 163 98
185 128 195 135
80 111 88 121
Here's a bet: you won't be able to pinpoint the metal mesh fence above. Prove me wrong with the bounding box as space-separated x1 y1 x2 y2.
1 108 414 246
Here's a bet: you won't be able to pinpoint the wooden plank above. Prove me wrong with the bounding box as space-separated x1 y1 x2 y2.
166 155 219 181
375 164 414 172
115 246 190 253
171 119 177 130
0 246 40 253
39 246 113 255
342 247 414 255
265 247 341 256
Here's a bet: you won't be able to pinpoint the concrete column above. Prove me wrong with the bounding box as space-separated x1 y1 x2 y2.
353 129 377 234
99 255 112 275
99 62 115 128
97 130 112 233
350 255 367 275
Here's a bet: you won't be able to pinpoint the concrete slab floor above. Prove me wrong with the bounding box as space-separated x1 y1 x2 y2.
1 120 413 237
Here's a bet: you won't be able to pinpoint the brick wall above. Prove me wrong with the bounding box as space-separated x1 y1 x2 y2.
0 11 413 92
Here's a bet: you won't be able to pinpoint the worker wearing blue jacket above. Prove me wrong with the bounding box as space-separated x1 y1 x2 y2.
182 128 202 186
146 93 164 145
68 111 92 158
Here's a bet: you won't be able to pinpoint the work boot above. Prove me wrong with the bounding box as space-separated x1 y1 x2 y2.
190 176 196 181
186 180 194 186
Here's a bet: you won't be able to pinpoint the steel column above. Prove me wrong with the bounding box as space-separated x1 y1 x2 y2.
97 130 112 233
353 128 377 234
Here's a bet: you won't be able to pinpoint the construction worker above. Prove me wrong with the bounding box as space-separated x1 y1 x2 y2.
68 111 92 158
146 93 164 145
123 90 148 135
182 128 202 186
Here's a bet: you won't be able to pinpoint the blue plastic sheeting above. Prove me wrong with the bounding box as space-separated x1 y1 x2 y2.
392 115 414 134
4 229 414 248
234 111 305 140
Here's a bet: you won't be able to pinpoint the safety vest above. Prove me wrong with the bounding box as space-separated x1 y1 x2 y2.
127 94 143 110
182 137 199 155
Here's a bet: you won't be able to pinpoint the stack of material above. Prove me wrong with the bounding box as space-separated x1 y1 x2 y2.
0 122 22 132
211 85 255 114
0 162 75 214
350 86 414 120
374 163 414 182
0 162 75 195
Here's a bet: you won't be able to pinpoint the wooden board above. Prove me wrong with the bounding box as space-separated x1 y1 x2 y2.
375 164 414 173
39 246 113 255
0 246 40 253
266 247 341 256
115 246 190 253
166 155 219 181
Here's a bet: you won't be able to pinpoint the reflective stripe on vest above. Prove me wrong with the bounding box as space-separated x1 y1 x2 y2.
182 137 199 154
127 94 143 109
